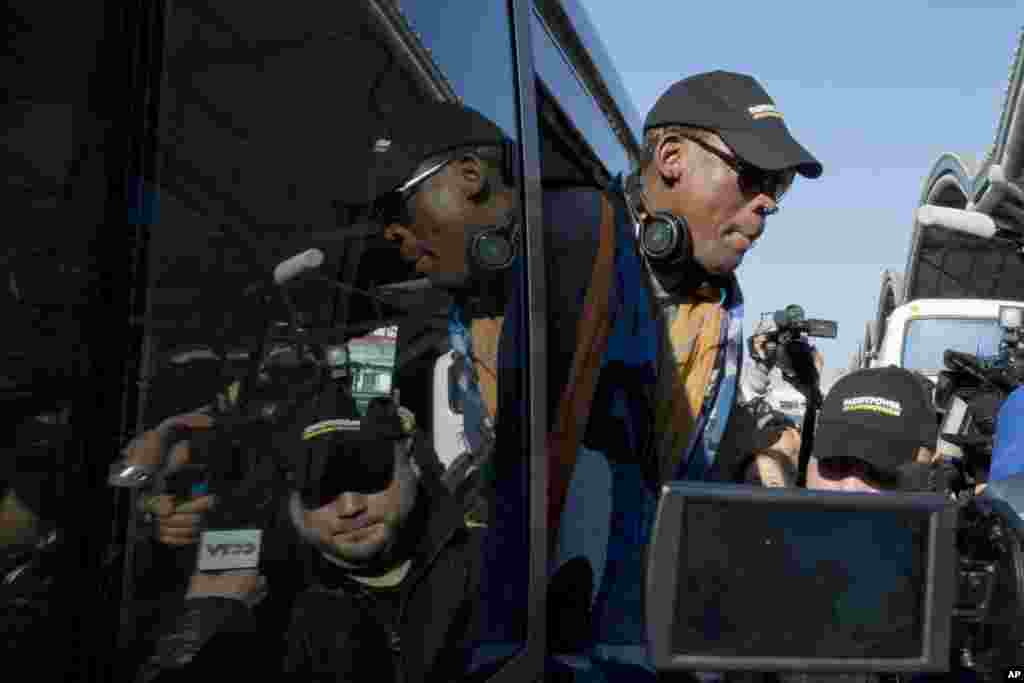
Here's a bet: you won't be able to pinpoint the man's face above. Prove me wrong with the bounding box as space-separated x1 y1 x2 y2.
650 133 783 275
806 448 935 493
385 156 515 289
301 451 418 568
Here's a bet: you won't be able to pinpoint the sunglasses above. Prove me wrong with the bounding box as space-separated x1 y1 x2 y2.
678 135 795 202
300 434 398 508
370 157 453 227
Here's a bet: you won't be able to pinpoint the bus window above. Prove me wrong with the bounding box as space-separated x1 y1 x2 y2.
1 2 119 676
114 1 534 681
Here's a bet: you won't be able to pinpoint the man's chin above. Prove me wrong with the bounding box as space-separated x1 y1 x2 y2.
423 269 473 291
325 538 386 566
703 251 744 275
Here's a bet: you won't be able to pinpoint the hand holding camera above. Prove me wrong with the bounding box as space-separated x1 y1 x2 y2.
751 304 835 399
119 411 217 546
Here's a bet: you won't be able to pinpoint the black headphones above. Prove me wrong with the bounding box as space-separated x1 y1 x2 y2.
625 173 691 268
467 139 520 271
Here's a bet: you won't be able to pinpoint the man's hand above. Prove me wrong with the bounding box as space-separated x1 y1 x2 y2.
187 570 269 609
122 412 216 547
748 333 773 367
743 427 801 487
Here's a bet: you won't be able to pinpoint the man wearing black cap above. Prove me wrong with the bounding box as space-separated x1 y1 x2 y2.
635 70 822 481
341 100 518 516
750 367 940 683
341 101 520 299
808 366 937 493
133 396 484 682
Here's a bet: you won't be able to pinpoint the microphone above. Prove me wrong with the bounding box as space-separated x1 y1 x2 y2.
243 248 326 297
273 248 325 285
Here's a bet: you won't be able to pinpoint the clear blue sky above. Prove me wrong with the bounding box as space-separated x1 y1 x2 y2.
580 0 1022 376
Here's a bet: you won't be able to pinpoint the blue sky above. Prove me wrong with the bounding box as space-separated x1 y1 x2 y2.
580 0 1022 376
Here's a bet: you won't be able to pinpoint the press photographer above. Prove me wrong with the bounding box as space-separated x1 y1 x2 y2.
740 305 836 485
916 305 1024 676
933 305 1024 495
745 305 835 404
134 395 483 683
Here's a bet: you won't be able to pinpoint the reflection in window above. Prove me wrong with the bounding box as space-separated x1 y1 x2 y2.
530 10 631 177
902 317 1002 372
114 2 533 681
396 1 518 139
394 1 531 674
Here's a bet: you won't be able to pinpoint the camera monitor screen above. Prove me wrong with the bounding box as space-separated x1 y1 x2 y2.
646 483 957 674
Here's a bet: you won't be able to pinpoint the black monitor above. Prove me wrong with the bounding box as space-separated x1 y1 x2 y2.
646 482 958 674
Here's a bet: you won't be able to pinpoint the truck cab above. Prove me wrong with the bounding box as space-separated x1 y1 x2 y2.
870 298 1014 385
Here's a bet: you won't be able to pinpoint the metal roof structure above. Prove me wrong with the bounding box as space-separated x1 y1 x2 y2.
905 27 1024 304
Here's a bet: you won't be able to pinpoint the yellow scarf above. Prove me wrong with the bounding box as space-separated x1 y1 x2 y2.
469 317 503 421
654 286 725 482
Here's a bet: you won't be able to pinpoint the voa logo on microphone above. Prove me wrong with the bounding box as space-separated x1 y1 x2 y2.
197 529 263 571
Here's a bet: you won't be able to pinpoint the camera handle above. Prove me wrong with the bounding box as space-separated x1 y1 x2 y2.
796 385 823 488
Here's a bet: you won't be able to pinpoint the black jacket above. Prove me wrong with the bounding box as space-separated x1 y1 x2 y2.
137 462 484 683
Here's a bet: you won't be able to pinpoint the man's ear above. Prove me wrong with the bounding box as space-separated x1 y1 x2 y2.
655 136 687 186
453 153 488 200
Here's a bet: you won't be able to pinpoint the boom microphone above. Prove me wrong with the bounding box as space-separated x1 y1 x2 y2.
244 248 325 298
273 248 325 285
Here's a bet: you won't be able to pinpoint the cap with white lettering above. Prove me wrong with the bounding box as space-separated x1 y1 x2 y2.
644 70 822 178
814 366 937 477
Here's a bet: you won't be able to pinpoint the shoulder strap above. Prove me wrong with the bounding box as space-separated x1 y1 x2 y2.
546 192 618 550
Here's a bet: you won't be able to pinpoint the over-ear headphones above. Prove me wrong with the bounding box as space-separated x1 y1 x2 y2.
468 209 519 271
625 173 693 270
467 140 521 271
638 209 691 266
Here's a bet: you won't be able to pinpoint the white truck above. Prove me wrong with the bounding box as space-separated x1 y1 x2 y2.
854 46 1024 455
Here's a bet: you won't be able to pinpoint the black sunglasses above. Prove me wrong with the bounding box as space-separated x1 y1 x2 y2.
678 135 794 202
370 157 453 226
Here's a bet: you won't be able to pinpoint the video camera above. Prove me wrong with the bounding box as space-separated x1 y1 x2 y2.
645 482 1024 680
934 305 1024 491
753 304 837 396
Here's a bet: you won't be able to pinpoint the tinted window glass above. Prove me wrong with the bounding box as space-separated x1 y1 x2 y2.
397 0 519 141
395 1 532 672
112 2 531 680
902 317 1002 373
530 9 631 176
1 2 135 676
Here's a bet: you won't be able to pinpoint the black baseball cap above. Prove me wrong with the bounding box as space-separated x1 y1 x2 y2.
644 71 822 179
814 367 937 478
299 397 413 505
338 101 512 206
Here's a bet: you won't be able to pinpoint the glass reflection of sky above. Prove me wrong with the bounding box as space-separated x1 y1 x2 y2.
902 317 1002 373
396 1 518 141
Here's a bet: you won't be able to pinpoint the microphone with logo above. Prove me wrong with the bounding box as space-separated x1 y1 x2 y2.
188 460 271 610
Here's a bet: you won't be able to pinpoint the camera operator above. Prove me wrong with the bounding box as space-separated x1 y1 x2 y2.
744 317 826 416
747 367 939 683
134 396 483 682
715 317 825 488
805 366 936 494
